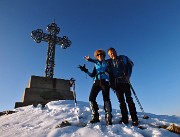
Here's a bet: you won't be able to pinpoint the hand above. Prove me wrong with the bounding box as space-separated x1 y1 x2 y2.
84 56 90 61
78 64 88 73
126 76 130 82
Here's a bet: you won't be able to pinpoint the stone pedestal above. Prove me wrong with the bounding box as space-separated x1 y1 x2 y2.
15 75 74 108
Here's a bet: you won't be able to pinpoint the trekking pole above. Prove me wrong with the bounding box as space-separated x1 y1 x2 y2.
119 58 149 119
70 78 78 118
70 78 77 104
70 78 86 126
128 81 149 119
55 78 85 128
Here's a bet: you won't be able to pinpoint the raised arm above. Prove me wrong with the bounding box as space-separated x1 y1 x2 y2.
84 56 97 63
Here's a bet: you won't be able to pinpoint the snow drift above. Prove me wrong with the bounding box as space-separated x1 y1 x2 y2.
0 100 180 137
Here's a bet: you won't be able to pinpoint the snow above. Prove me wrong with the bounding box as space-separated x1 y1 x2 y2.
0 100 179 137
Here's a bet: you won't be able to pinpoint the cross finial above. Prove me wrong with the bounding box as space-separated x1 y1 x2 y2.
53 17 55 23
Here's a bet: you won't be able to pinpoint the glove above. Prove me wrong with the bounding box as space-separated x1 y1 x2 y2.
78 64 88 73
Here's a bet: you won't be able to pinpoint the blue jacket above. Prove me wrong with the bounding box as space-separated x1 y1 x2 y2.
86 58 109 81
106 55 134 79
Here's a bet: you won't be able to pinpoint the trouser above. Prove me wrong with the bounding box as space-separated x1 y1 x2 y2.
115 83 138 122
89 80 112 119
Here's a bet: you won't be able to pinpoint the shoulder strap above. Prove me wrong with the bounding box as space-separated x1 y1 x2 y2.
119 56 127 76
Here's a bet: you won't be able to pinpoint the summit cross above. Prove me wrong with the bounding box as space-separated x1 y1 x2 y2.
31 22 72 78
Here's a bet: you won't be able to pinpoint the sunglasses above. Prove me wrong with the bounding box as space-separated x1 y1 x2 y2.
96 53 104 57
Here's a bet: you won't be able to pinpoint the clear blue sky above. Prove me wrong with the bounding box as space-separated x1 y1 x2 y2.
0 0 180 116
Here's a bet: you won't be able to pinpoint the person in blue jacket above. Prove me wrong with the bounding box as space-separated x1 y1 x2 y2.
78 49 112 126
107 47 139 126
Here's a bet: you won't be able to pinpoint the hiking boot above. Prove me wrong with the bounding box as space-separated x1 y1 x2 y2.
105 114 113 119
106 119 112 126
89 101 100 124
119 118 129 124
104 101 113 126
105 114 112 126
132 121 139 126
89 117 100 124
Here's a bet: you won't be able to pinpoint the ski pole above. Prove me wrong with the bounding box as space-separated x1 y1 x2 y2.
128 81 149 119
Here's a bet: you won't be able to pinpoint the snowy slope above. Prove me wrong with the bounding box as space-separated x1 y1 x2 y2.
0 100 179 137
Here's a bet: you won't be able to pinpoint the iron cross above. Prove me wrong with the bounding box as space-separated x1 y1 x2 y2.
31 22 72 78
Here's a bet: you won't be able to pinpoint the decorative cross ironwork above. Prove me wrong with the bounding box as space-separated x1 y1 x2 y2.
31 22 72 78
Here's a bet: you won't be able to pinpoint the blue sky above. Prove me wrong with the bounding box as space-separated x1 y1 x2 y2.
0 0 180 116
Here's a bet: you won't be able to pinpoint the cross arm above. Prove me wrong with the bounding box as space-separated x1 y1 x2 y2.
31 29 44 43
57 36 72 49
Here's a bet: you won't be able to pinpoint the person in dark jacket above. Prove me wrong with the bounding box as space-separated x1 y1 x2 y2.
78 49 112 126
106 47 139 126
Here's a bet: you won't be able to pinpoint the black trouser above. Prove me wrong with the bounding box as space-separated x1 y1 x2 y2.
89 80 110 102
89 80 111 118
115 82 138 122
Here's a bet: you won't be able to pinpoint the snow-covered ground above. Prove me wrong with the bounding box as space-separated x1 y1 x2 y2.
0 100 179 137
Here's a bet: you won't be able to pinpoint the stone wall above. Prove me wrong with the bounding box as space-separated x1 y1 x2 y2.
15 75 74 108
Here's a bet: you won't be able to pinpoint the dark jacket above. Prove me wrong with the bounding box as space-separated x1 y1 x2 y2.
106 55 134 82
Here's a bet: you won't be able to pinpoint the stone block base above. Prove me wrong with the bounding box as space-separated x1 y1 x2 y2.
15 75 74 108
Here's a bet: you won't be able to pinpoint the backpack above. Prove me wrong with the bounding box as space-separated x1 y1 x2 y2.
119 55 134 77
